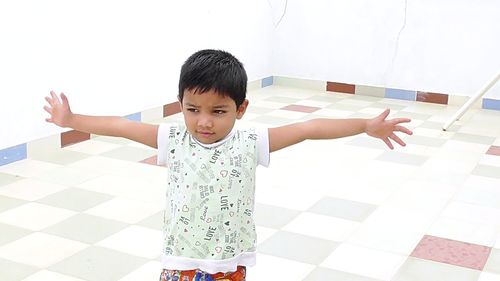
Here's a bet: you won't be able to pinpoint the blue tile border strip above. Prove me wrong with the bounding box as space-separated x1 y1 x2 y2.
0 143 27 166
261 76 274 88
125 112 141 122
385 88 417 101
483 98 500 110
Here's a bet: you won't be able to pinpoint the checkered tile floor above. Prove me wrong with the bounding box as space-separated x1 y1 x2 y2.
1 86 500 281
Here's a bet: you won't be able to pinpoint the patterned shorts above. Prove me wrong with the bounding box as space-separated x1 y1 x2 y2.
159 266 246 281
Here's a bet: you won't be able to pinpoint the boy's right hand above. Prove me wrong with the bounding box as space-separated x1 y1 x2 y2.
44 91 73 127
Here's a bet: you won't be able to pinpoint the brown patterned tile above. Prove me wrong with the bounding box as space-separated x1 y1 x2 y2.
486 145 500 156
281 104 320 113
61 130 90 147
327 82 355 94
163 102 181 117
410 235 492 270
416 92 449 105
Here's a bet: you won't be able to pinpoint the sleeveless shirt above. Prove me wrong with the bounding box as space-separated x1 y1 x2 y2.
160 124 264 271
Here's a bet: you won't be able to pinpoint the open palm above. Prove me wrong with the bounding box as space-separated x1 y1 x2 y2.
365 109 413 149
44 91 72 127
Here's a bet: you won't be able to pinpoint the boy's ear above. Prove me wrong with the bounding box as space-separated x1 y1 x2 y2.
236 99 249 119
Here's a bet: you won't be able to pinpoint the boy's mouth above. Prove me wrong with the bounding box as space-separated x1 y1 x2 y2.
197 131 215 137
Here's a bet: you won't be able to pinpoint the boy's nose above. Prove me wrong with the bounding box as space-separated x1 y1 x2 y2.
197 115 213 128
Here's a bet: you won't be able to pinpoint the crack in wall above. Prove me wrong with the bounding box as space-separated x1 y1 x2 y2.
268 0 288 28
385 0 409 84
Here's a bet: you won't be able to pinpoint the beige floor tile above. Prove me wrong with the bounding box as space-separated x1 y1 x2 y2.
22 270 87 281
0 179 68 201
0 203 75 231
0 232 87 268
84 197 162 224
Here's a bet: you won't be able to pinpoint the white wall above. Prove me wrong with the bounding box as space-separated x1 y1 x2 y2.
0 0 274 150
272 0 500 96
2 0 500 150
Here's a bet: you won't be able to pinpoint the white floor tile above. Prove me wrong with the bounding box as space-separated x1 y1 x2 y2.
97 225 162 259
67 156 136 174
256 226 278 245
255 185 323 211
63 140 121 155
267 109 310 119
76 174 164 206
84 197 162 224
0 202 76 231
0 179 68 201
346 206 436 254
21 270 87 281
0 232 87 268
247 253 314 281
117 261 162 281
382 180 454 215
347 223 425 255
312 108 353 118
294 99 332 108
493 228 500 249
33 166 103 187
0 159 61 178
427 216 498 247
441 201 500 226
442 140 490 154
480 154 500 167
283 212 359 242
321 243 406 281
478 272 500 281
455 177 500 210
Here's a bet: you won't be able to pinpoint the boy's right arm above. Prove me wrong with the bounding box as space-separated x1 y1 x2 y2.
45 91 159 148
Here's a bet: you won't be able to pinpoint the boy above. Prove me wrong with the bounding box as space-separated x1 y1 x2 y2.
44 49 412 281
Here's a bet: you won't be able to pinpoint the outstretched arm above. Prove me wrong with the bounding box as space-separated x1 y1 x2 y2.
44 91 159 148
268 109 412 152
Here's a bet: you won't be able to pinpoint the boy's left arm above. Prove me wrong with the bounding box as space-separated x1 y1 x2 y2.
268 109 412 153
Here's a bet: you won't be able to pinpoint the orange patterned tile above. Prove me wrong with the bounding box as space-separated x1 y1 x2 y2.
281 104 320 113
411 235 491 270
486 145 500 156
163 102 181 117
61 130 90 147
140 155 158 166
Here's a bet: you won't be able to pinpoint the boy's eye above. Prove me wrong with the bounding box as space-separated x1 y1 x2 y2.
187 108 198 112
214 110 226 114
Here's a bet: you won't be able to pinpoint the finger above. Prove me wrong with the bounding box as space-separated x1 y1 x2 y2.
389 118 411 124
61 92 69 107
43 106 52 114
45 96 53 106
395 125 413 135
50 91 62 104
382 137 394 150
50 91 58 103
389 133 406 147
378 109 390 120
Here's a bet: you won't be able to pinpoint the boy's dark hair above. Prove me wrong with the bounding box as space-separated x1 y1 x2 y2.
178 49 247 108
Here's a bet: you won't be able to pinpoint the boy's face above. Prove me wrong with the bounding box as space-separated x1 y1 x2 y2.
180 89 248 144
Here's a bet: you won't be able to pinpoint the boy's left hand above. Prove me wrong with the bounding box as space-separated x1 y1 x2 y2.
365 109 413 149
